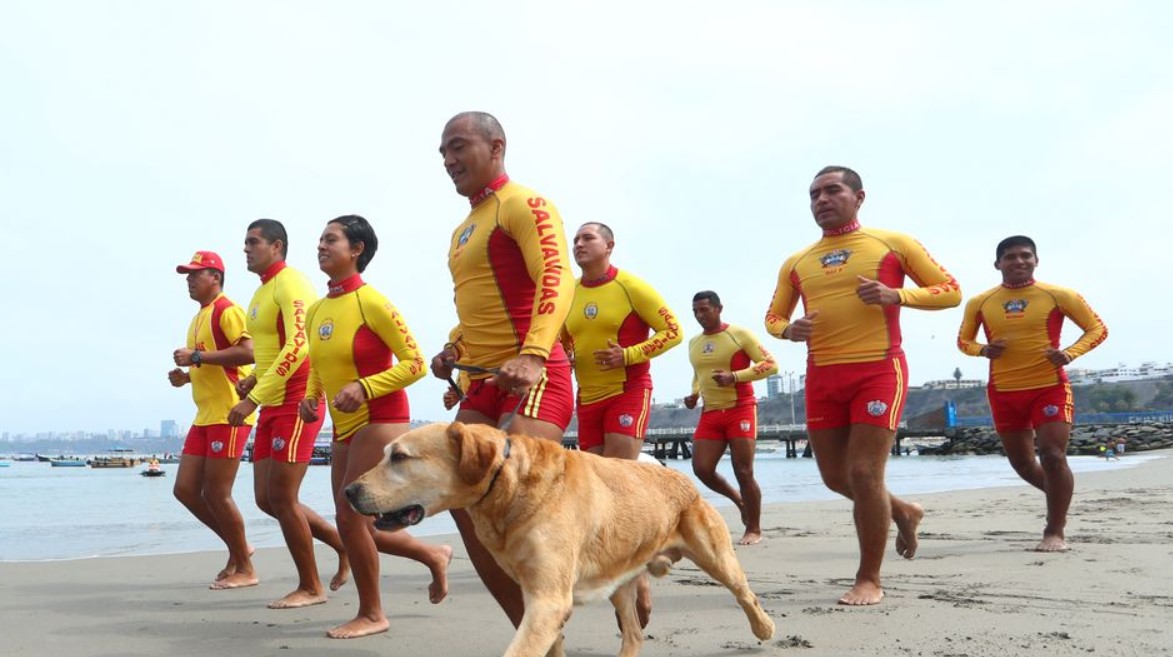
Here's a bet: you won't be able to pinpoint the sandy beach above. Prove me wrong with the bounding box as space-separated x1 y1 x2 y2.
2 453 1169 657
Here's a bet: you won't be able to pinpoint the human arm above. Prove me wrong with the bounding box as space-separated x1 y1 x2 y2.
1050 288 1109 365
729 327 779 383
167 368 190 388
502 194 575 360
618 278 683 366
248 274 314 406
354 291 427 401
765 257 807 339
891 234 962 309
431 326 462 380
173 339 254 368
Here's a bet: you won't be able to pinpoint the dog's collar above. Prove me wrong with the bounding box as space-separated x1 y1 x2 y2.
473 437 512 506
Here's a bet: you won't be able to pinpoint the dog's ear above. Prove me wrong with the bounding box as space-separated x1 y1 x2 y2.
448 422 497 486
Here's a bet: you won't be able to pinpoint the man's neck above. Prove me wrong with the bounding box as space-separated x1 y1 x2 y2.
198 290 221 307
581 260 612 283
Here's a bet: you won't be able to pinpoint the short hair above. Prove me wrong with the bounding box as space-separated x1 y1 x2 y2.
247 218 288 258
579 222 614 242
692 290 721 307
328 214 379 273
206 268 224 287
815 165 863 192
995 235 1037 261
448 111 506 144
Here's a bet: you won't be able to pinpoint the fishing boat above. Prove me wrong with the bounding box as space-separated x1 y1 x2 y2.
50 457 87 467
89 448 139 468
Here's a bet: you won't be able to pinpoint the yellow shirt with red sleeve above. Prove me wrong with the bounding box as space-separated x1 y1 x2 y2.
765 221 962 366
187 293 255 426
446 175 575 373
689 324 778 411
563 266 683 404
245 262 317 410
957 280 1108 392
304 275 426 441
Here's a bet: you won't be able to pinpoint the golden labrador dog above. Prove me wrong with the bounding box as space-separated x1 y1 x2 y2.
345 422 775 657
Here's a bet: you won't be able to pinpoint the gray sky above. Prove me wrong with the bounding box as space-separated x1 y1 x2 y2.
2 1 1169 434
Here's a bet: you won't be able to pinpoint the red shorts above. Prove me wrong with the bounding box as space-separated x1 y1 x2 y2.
576 388 652 451
805 356 908 431
252 405 324 464
988 383 1073 432
183 424 250 459
694 405 757 440
459 355 574 430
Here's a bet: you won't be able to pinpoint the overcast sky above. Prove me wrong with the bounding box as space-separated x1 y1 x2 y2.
2 1 1169 434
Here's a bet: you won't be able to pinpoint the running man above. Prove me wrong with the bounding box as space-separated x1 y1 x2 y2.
431 111 575 629
685 290 777 546
169 250 257 590
562 221 682 626
227 219 349 609
957 235 1107 552
765 166 961 605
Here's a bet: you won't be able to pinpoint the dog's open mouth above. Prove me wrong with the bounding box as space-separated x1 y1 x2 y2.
373 505 425 531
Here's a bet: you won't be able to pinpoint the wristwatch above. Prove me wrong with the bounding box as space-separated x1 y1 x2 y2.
191 350 203 367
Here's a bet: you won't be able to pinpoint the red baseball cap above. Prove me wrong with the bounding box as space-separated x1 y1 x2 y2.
176 250 226 274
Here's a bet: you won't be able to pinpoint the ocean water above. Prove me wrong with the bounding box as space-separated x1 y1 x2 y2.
0 451 1158 562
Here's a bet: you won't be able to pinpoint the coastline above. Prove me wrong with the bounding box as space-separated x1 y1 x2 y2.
0 453 1168 656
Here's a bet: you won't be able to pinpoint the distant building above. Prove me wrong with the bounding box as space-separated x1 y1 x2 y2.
920 379 984 390
766 375 783 399
1067 362 1173 385
160 420 179 439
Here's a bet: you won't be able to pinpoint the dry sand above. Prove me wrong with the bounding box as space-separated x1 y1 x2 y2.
1 453 1169 657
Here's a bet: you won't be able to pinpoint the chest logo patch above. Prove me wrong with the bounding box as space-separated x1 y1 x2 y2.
820 249 852 267
249 306 258 320
702 341 715 354
318 319 335 341
457 224 476 246
584 302 599 320
1003 299 1028 314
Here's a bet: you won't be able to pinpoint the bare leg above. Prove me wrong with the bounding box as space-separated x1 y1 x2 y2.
727 438 762 545
266 459 328 608
998 429 1047 491
810 425 916 605
202 456 256 590
1034 422 1074 552
175 455 238 581
691 438 745 522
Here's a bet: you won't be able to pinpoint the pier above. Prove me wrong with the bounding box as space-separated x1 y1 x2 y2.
562 425 947 459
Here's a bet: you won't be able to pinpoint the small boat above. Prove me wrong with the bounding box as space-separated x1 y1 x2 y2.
0 461 10 468
141 459 166 477
90 447 139 468
50 458 87 467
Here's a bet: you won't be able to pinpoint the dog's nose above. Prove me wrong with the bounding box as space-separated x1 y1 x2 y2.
343 483 361 501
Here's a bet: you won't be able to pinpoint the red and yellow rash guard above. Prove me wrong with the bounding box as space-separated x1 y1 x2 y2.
689 324 778 410
304 275 426 440
446 176 575 374
245 262 318 409
562 266 683 404
186 293 254 426
957 280 1108 392
765 223 961 365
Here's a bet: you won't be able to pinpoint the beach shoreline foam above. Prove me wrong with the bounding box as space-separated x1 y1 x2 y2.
0 452 1168 656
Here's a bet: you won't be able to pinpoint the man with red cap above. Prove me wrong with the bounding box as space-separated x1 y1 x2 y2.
169 250 259 590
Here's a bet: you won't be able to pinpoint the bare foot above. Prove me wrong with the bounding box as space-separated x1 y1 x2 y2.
330 551 351 591
427 545 454 604
838 582 884 606
268 589 328 609
894 503 924 559
1034 534 1068 552
738 530 763 546
327 616 389 639
216 544 257 581
636 574 653 629
209 572 259 590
